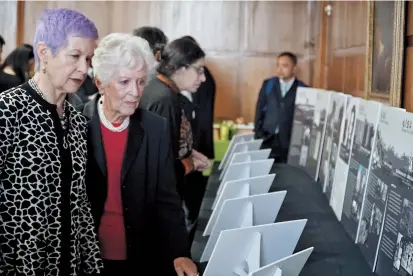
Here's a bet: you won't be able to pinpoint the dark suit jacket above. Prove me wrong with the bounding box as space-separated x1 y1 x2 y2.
254 77 307 151
83 96 190 269
192 66 216 159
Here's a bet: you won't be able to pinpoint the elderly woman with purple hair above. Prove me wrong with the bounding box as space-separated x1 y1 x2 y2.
0 8 103 276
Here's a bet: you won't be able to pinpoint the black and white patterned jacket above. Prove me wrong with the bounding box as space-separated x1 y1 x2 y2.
0 83 103 276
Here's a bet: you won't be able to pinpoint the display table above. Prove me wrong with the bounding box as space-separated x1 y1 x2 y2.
191 162 374 276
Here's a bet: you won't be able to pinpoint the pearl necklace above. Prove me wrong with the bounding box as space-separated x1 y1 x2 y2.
98 96 130 132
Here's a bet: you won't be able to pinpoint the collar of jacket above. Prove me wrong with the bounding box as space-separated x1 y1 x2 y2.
157 74 180 93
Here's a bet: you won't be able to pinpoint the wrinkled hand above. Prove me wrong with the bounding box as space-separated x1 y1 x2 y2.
192 150 211 171
174 257 198 276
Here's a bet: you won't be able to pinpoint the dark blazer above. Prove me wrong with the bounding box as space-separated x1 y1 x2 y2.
83 96 190 269
254 77 307 151
140 76 188 195
192 66 216 159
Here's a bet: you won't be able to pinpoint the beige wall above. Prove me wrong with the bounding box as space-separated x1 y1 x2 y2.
0 1 17 59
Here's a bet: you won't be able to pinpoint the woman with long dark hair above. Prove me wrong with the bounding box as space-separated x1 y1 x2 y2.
0 44 34 92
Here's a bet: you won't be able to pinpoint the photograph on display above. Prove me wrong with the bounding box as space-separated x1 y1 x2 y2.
323 94 348 201
330 97 359 220
305 91 330 181
318 93 345 189
373 111 413 275
341 100 381 241
287 87 318 169
357 106 407 270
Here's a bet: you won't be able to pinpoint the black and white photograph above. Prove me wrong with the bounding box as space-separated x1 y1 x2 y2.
330 97 359 220
287 87 318 169
324 94 348 201
358 106 408 271
340 99 358 163
306 91 331 181
319 93 346 191
341 99 382 242
376 189 413 276
351 165 368 220
373 109 413 276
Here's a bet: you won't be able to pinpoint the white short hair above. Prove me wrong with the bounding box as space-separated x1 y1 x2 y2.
92 33 156 84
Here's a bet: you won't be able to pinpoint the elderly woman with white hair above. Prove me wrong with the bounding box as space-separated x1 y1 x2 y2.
0 8 102 276
83 33 198 276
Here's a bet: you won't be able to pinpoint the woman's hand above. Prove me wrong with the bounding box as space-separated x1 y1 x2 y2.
192 150 211 171
174 257 199 276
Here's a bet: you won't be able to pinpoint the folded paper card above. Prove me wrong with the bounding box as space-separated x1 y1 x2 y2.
248 247 314 276
219 149 272 180
203 220 307 276
201 191 287 262
204 174 276 235
219 133 255 170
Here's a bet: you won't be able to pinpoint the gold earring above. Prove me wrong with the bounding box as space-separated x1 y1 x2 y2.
42 61 48 73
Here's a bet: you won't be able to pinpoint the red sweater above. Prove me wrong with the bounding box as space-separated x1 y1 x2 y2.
99 122 128 260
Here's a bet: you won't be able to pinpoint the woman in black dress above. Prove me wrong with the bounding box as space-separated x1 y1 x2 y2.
0 44 34 92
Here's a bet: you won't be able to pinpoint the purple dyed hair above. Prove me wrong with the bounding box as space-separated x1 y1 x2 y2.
33 8 99 71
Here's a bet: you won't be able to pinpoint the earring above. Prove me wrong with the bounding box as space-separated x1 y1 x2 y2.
42 61 47 73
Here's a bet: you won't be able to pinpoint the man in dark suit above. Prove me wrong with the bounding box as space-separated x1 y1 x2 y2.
254 52 307 163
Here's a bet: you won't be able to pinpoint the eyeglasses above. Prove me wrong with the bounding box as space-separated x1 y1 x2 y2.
187 64 205 76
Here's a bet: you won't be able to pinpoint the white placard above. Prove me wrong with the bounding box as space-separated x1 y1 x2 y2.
219 140 264 180
201 191 287 262
215 159 275 207
220 149 272 180
205 174 276 235
203 220 307 276
219 133 255 170
249 247 314 276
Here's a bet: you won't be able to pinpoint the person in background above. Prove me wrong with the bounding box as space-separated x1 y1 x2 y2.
132 26 168 62
140 37 211 196
84 33 198 276
0 44 34 92
76 69 98 104
0 8 102 275
23 44 35 78
180 35 216 243
0 35 5 63
254 51 307 163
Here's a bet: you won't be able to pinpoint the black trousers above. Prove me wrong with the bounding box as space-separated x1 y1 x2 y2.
261 133 288 163
183 171 208 245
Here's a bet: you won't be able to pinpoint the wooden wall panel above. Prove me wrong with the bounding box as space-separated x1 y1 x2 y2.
242 2 294 53
404 1 413 112
403 47 413 112
238 56 278 122
0 1 17 58
407 1 413 37
19 1 313 122
206 56 240 120
322 0 368 99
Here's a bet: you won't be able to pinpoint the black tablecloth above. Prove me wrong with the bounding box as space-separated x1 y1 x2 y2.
192 162 374 275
